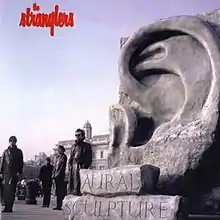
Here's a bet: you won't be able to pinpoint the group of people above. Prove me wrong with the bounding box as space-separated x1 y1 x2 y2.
0 128 92 213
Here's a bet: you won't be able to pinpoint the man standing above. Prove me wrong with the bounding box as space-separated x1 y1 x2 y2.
68 128 92 195
39 157 54 207
0 136 23 212
52 145 67 210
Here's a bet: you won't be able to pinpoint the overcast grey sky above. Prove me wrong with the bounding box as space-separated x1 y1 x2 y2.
0 0 219 160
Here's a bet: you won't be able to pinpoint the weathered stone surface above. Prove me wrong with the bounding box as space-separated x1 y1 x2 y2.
80 165 160 196
108 10 220 196
63 194 181 220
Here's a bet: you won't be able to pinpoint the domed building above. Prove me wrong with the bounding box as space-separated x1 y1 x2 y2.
83 120 92 140
54 120 110 170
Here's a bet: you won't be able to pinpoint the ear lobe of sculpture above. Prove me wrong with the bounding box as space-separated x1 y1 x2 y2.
119 16 220 129
108 104 137 148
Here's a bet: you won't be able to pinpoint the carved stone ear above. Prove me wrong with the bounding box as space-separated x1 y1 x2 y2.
114 16 220 196
119 16 220 128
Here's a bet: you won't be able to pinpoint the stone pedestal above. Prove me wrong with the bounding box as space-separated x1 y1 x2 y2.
63 166 184 219
17 185 26 200
80 165 160 196
25 180 38 205
63 194 181 220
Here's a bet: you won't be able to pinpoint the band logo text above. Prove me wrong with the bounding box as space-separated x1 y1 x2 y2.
19 3 75 36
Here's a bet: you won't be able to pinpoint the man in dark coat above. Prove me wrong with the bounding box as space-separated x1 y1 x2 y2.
68 128 92 195
0 136 23 212
52 145 67 210
39 157 54 207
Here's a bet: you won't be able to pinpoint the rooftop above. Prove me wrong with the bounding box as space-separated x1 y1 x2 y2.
56 134 109 147
93 134 109 140
58 140 74 145
83 120 92 128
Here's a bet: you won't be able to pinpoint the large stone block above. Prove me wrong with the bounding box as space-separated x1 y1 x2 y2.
80 165 160 196
63 194 181 220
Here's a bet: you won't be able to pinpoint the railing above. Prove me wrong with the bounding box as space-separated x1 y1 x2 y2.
92 141 109 145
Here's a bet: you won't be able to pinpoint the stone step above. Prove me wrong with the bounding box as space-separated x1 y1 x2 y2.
80 164 160 196
63 194 181 220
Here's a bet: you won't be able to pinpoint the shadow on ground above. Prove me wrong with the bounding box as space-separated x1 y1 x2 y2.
2 197 63 220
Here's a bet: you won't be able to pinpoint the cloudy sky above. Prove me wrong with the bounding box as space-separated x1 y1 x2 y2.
0 0 219 160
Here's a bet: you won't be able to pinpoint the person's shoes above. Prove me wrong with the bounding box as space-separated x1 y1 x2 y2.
2 209 13 213
41 205 46 207
53 207 62 210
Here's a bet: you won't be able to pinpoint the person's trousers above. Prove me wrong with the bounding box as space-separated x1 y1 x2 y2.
3 182 17 211
1 184 4 205
55 178 65 209
68 163 81 196
42 183 52 207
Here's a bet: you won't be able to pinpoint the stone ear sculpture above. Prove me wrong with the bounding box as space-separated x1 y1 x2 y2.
109 16 220 196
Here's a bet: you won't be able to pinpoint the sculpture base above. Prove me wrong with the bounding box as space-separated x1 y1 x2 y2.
25 180 38 205
188 213 220 219
17 187 26 200
25 199 37 205
63 194 183 220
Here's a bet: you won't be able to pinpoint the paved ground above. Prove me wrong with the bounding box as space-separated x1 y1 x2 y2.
1 197 64 220
2 198 220 220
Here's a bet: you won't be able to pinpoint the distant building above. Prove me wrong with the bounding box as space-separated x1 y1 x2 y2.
34 152 48 166
24 153 54 179
25 159 38 166
23 162 40 179
54 121 110 170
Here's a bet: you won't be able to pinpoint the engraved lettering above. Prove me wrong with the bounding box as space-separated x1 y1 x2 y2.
107 201 116 216
81 175 91 191
117 201 127 217
160 202 171 218
72 200 84 216
63 201 71 216
81 169 142 194
105 174 114 190
91 174 95 188
84 200 97 216
116 174 128 191
145 202 155 217
96 174 104 190
97 201 106 217
128 201 142 217
64 198 178 219
130 173 133 190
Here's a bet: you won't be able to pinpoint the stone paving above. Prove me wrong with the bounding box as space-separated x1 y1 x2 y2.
1 197 64 220
2 197 220 220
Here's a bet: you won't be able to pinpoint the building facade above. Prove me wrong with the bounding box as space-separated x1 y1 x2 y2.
34 152 48 166
54 121 110 170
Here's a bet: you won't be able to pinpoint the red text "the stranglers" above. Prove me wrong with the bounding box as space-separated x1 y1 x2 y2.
19 4 75 36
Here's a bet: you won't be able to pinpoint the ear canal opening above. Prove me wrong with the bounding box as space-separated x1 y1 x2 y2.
130 116 155 147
